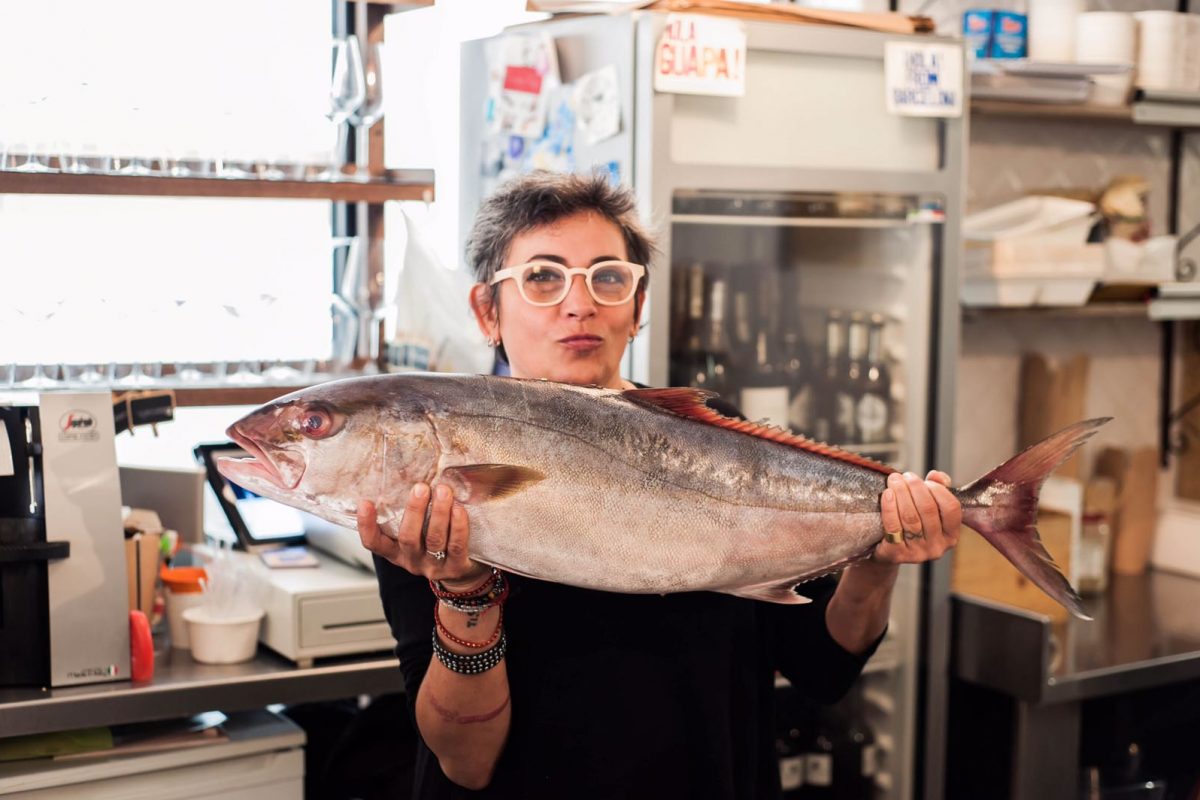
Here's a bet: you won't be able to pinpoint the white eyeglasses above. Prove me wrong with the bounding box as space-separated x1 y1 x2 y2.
489 260 646 307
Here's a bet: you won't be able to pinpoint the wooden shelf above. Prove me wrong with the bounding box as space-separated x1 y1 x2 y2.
972 98 1200 128
962 302 1150 320
0 170 434 203
354 0 431 7
172 385 312 407
971 99 1134 123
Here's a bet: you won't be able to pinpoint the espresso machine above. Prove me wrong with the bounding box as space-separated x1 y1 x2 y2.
0 391 130 688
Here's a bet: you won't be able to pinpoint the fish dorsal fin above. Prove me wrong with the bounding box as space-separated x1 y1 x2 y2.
622 387 895 476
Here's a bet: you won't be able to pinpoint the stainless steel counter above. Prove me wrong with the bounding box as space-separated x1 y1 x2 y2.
0 645 405 739
952 569 1200 799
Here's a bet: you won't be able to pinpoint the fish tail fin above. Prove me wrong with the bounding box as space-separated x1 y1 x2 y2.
958 418 1111 621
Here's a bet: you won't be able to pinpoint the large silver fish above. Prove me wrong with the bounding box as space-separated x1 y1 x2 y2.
218 373 1105 619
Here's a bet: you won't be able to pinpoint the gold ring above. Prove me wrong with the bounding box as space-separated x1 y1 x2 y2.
883 530 904 545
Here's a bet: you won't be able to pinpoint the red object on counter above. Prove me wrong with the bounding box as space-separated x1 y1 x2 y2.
129 610 154 682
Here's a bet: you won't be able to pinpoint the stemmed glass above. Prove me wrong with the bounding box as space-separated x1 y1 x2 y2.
318 37 365 182
351 39 384 182
15 299 65 388
10 93 54 173
221 300 266 385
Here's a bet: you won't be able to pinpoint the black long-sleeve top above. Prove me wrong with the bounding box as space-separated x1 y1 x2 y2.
374 563 880 800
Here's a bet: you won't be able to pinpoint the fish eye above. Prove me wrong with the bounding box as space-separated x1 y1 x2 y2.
297 406 337 439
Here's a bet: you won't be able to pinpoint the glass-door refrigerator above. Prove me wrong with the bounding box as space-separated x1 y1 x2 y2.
461 13 964 800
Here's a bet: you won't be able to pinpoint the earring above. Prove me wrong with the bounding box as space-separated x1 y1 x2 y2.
486 337 496 348
628 335 636 344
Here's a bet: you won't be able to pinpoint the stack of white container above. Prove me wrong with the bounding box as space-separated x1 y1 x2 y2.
960 196 1104 307
1022 1 1200 105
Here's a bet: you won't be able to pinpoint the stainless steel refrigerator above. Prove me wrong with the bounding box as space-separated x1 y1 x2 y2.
460 13 964 800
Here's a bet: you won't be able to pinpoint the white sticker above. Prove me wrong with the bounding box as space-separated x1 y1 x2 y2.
805 753 833 786
574 64 622 146
884 41 963 118
654 14 746 97
0 421 12 477
740 386 790 429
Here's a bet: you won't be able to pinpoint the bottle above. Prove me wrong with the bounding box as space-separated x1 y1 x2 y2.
855 313 892 445
732 289 755 381
781 331 814 436
803 708 836 799
838 313 867 444
671 264 708 388
704 278 733 398
777 725 807 799
814 310 849 444
832 690 878 799
740 306 790 428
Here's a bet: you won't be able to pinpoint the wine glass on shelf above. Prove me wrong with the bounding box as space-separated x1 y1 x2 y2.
15 298 65 388
317 36 365 182
9 93 54 173
220 299 265 385
350 39 384 182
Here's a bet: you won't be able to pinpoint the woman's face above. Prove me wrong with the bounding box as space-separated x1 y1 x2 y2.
471 211 643 390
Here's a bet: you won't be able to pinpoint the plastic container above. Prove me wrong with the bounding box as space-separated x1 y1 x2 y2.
183 607 264 665
161 565 208 649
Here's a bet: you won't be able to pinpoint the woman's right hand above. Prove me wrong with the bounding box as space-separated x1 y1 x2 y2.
357 483 490 589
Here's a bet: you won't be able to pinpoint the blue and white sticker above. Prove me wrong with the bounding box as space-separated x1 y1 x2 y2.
884 41 963 118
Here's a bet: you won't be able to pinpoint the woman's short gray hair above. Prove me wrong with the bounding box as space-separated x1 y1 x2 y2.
465 170 657 295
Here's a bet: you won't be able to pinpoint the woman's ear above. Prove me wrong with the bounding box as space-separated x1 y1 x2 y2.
631 288 646 338
469 283 499 342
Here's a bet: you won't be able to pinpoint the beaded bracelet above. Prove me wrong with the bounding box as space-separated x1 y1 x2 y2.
432 627 507 675
438 573 510 614
434 602 503 649
429 568 499 599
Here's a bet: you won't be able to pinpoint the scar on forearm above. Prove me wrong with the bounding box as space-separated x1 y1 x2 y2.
428 690 511 725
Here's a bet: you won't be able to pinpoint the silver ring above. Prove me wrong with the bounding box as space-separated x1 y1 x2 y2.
426 549 447 560
903 530 925 541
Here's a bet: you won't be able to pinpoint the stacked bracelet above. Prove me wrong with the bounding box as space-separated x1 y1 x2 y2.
432 627 507 675
431 569 510 614
434 602 504 650
430 569 496 599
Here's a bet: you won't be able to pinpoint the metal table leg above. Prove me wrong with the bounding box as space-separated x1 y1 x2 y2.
1011 700 1081 800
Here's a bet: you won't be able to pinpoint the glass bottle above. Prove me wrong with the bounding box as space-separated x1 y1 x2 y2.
815 310 849 444
855 313 892 445
671 263 708 388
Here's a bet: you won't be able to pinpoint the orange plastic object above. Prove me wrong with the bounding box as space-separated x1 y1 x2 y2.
160 566 207 594
129 610 154 682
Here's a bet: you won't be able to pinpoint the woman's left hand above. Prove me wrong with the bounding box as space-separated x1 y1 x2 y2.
874 470 962 564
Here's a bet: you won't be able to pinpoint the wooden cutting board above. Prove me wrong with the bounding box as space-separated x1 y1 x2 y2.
1019 353 1090 480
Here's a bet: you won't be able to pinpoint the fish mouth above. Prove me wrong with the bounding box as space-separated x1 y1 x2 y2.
219 426 302 491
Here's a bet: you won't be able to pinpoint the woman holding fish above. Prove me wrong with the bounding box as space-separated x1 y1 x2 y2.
356 171 963 798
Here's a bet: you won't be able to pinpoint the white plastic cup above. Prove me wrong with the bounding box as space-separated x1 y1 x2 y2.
183 607 264 665
1135 11 1189 91
1029 0 1085 63
166 590 207 649
1075 13 1137 64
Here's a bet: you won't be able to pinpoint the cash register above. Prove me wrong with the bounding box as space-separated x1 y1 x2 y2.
194 443 392 667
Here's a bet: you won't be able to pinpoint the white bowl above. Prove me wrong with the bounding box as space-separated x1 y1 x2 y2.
183 607 264 665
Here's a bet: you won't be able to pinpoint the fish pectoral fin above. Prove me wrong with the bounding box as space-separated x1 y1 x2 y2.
723 580 813 605
441 464 545 503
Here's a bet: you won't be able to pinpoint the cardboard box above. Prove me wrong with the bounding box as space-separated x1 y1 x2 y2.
124 533 161 617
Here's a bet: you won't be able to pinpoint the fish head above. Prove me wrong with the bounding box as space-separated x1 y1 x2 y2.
216 378 439 516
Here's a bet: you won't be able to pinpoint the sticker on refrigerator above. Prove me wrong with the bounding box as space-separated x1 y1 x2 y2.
654 14 746 97
486 33 561 138
574 64 622 146
884 41 963 118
